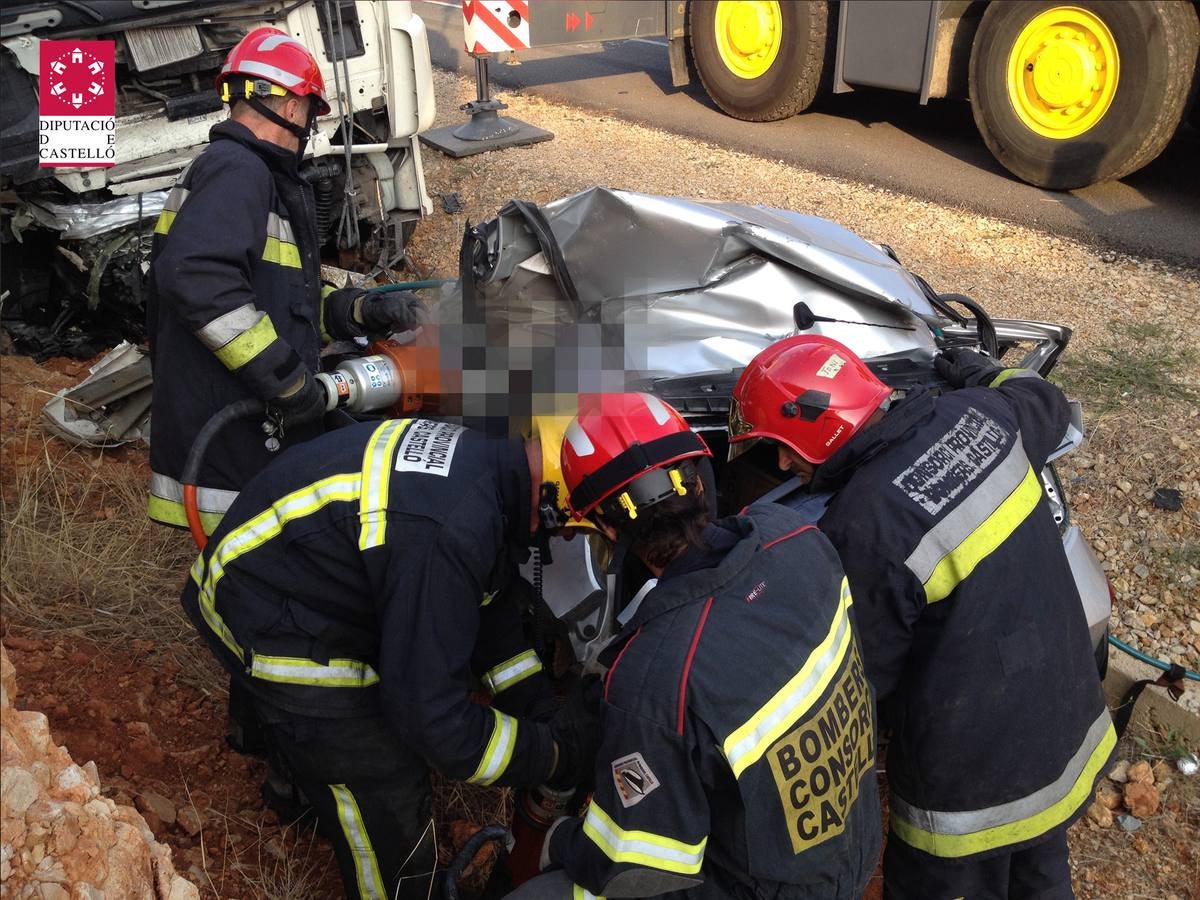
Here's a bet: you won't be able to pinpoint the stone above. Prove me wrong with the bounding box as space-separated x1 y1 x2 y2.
1107 759 1130 783
1123 782 1160 818
0 648 198 898
1085 800 1112 828
136 792 176 827
1151 761 1173 790
176 806 202 838
1127 760 1154 785
1133 563 1150 579
1095 780 1123 810
1115 813 1142 832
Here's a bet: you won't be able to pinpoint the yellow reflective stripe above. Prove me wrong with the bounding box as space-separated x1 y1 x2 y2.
468 708 518 786
582 802 706 875
573 885 604 900
330 784 386 899
199 473 361 658
722 578 853 778
320 283 337 343
989 368 1040 388
153 209 177 235
251 655 380 687
891 715 1116 857
483 650 542 695
152 184 190 235
147 494 223 534
212 314 279 370
189 555 206 587
262 235 302 268
922 465 1041 603
357 419 412 550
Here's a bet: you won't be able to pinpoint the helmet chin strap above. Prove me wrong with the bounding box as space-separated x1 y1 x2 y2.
244 96 315 159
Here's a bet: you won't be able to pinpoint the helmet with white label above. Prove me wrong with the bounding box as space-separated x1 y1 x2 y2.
730 336 891 465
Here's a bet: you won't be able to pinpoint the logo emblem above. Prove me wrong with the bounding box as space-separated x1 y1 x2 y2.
39 41 116 169
611 752 660 808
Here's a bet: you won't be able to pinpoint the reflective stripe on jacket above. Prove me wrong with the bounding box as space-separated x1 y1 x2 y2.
812 375 1114 860
146 120 326 533
550 504 881 899
181 418 556 788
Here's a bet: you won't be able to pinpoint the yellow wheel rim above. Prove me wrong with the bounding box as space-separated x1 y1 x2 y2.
1006 6 1120 139
713 1 783 80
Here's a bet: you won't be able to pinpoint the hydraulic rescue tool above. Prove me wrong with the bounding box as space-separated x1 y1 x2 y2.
182 287 441 550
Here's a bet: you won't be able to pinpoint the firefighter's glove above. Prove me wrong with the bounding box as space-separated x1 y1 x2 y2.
357 290 426 338
269 373 327 429
934 347 1004 389
546 680 603 791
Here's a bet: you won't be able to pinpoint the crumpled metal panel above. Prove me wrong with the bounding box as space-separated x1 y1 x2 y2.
443 188 939 392
22 191 166 241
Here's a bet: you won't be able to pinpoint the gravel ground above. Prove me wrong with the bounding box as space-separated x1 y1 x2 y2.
409 70 1200 677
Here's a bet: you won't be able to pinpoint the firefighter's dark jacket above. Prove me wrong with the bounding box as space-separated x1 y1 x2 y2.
146 120 327 534
181 418 557 788
811 372 1115 860
548 504 881 899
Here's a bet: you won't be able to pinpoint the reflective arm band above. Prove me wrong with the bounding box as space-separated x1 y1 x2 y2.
581 802 706 875
468 708 518 786
483 650 543 695
989 368 1042 388
210 314 281 371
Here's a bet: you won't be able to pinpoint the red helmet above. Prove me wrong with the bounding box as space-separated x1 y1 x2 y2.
729 336 891 465
216 27 330 116
562 393 712 522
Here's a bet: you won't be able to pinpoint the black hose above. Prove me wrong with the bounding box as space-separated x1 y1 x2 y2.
444 825 508 900
181 398 265 487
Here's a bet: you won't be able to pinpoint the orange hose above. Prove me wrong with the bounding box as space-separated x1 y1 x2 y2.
183 483 207 550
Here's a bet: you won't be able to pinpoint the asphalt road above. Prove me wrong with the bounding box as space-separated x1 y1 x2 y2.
415 0 1199 265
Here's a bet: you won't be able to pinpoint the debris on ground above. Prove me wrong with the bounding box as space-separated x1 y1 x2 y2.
0 646 199 898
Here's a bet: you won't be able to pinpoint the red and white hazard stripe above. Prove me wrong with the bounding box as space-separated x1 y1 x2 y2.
462 0 530 53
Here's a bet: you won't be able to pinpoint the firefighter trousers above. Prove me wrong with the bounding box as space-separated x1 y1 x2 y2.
883 829 1073 900
256 702 438 900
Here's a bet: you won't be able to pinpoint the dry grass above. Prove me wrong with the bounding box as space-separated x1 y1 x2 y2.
0 433 196 643
195 799 334 900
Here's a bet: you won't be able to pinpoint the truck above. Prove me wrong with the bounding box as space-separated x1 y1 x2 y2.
509 0 1200 190
0 0 436 357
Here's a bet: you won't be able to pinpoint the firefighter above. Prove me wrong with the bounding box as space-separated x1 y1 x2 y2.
183 413 602 900
513 393 880 899
146 26 421 534
729 336 1115 899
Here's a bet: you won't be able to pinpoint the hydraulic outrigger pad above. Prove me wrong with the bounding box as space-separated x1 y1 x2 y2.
420 55 553 158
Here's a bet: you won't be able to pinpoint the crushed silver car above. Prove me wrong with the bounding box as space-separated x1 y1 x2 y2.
433 187 1109 674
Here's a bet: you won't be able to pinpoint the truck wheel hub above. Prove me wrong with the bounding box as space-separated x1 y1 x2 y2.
715 1 783 79
1006 6 1120 139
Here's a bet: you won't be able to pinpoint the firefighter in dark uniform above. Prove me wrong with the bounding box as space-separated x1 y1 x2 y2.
730 336 1115 899
512 393 880 899
147 26 421 533
183 413 601 900
148 27 422 757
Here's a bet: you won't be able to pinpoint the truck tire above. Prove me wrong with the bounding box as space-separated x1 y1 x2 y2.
689 0 833 122
969 1 1200 190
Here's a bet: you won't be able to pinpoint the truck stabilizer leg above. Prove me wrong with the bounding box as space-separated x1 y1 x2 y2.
420 55 553 158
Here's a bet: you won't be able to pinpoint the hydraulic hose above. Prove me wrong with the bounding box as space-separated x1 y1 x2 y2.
181 397 265 550
369 280 451 292
1108 634 1200 682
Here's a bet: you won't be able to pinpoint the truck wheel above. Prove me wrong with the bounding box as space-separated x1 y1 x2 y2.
689 0 833 121
969 1 1200 189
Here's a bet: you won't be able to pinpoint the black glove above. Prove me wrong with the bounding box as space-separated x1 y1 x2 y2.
357 290 425 337
546 680 603 790
934 347 1004 389
322 286 368 341
268 373 327 428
